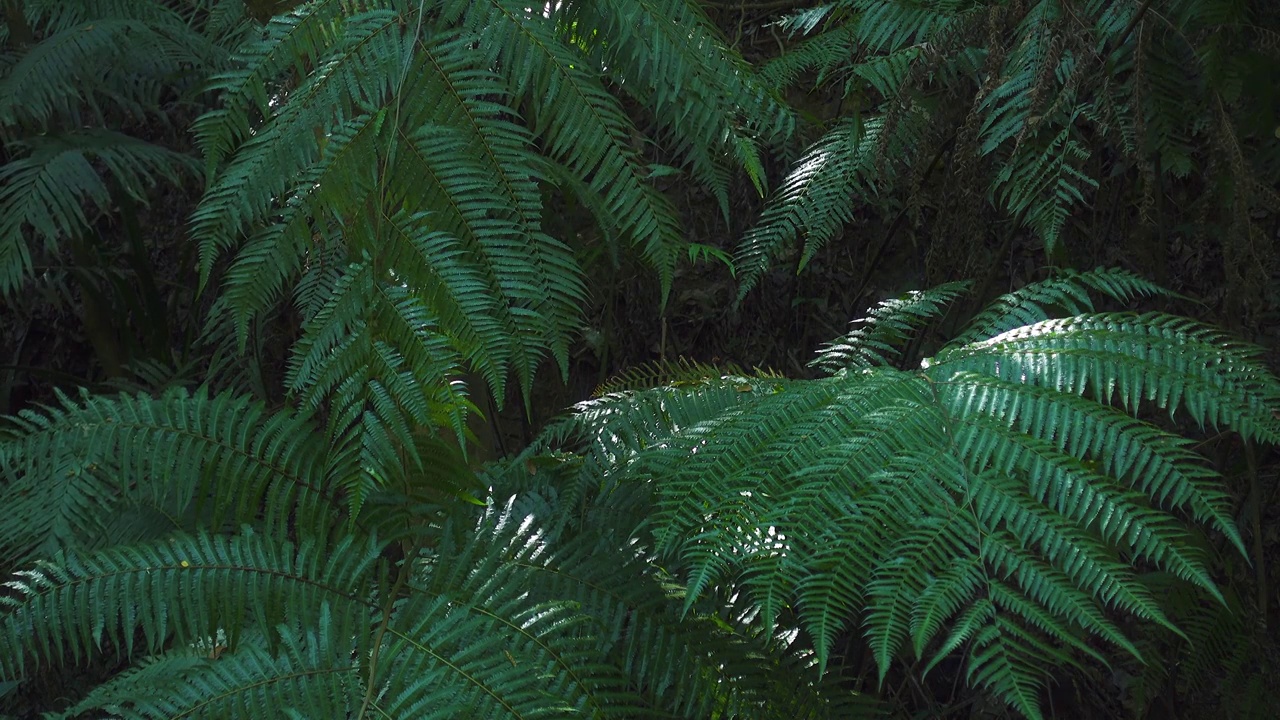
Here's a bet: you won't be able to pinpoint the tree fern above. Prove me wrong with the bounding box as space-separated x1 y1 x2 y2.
188 0 786 503
538 269 1280 719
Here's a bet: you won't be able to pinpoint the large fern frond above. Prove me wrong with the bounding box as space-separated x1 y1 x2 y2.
0 446 863 718
539 271 1280 719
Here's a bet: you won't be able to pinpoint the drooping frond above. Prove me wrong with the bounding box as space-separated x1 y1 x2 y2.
188 0 775 487
812 280 969 372
0 131 196 295
991 120 1098 256
438 0 689 291
283 257 472 509
735 112 929 298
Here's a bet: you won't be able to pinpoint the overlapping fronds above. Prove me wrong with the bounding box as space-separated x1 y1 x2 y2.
740 0 1278 298
191 0 785 494
0 0 245 295
574 0 792 205
947 266 1170 347
0 530 380 678
0 387 334 565
0 397 864 717
542 270 1280 719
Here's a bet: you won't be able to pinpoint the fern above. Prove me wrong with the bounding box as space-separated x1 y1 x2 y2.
0 390 857 718
948 266 1171 347
740 0 1278 300
735 112 929 297
540 270 1280 719
187 0 786 503
0 0 245 296
0 387 336 566
4 0 1276 716
813 280 969 372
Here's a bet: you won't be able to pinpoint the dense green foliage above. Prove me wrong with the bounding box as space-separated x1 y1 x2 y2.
741 0 1280 310
2 1 1278 718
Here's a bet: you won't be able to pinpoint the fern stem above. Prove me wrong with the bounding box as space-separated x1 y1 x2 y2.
1247 442 1267 626
357 542 419 720
1115 0 1156 51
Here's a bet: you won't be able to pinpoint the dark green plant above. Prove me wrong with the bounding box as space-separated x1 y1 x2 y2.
0 0 248 294
186 0 791 505
0 1 839 717
0 0 253 399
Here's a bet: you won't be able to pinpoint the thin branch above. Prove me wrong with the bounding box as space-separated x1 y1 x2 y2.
1115 0 1156 50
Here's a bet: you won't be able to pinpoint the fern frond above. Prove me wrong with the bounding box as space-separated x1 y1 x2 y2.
444 0 689 293
851 0 971 54
759 22 860 90
284 259 471 506
540 276 1280 719
933 313 1280 444
992 120 1099 254
950 267 1171 348
0 2 226 129
813 280 970 372
57 618 360 719
0 131 196 295
964 614 1059 720
0 388 334 565
0 529 379 677
735 117 868 297
578 0 792 200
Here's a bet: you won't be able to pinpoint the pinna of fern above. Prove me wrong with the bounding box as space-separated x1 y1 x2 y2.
540 267 1280 720
0 385 861 718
